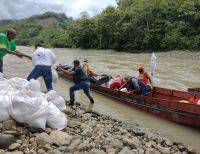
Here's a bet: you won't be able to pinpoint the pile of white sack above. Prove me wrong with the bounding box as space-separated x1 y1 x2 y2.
0 76 67 130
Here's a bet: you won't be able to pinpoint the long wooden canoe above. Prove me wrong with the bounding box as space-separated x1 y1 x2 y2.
59 70 200 128
188 87 200 93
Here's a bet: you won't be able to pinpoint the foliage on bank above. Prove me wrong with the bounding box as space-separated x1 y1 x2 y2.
0 0 200 51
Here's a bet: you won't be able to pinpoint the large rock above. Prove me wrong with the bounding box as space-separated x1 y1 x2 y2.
81 127 92 137
78 143 90 151
5 152 23 154
122 137 141 148
68 120 82 128
110 139 123 150
145 148 161 154
119 148 135 154
8 143 21 150
48 149 62 154
88 149 106 154
0 150 5 154
36 133 53 146
3 119 16 130
50 130 73 146
0 134 15 149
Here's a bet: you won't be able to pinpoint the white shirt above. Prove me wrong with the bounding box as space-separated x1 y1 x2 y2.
32 47 56 66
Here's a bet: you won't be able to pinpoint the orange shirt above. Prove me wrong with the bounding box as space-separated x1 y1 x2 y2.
138 72 150 84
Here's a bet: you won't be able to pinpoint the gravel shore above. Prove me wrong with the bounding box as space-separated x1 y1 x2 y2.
0 105 198 154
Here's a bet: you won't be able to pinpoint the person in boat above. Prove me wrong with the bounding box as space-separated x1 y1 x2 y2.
0 29 32 73
118 76 148 96
109 76 126 90
27 44 56 92
83 59 91 76
138 66 152 85
57 59 94 106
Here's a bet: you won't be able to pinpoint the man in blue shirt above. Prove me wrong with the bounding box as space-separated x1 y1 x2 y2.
57 59 94 106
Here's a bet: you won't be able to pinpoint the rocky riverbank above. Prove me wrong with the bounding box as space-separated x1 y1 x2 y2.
0 105 198 154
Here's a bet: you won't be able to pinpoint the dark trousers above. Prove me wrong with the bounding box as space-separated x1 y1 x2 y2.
69 81 94 103
27 65 52 91
0 59 3 73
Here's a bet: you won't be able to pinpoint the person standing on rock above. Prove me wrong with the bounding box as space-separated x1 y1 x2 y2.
27 44 56 92
57 59 94 106
0 29 32 73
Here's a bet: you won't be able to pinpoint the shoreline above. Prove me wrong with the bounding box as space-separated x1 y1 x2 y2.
0 105 198 154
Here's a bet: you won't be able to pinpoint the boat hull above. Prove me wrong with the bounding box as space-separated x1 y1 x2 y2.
61 75 200 128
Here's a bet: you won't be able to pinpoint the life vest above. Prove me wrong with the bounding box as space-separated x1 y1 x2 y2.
83 63 91 76
129 77 148 96
138 72 150 84
73 67 89 83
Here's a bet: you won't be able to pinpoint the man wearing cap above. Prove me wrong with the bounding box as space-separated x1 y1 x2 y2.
57 59 94 106
27 44 56 92
0 29 31 72
137 66 152 85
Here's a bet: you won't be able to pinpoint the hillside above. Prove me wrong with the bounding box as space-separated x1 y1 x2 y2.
0 12 73 47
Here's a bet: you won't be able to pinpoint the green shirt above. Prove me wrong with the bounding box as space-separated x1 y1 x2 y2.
0 33 16 60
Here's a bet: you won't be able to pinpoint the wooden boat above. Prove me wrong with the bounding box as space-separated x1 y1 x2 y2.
188 87 200 93
59 66 200 128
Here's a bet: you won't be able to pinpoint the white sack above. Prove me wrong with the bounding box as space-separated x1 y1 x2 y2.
26 79 41 92
8 90 48 129
47 102 67 130
0 80 15 96
0 95 12 122
46 90 66 111
0 72 4 81
8 77 29 90
52 68 59 83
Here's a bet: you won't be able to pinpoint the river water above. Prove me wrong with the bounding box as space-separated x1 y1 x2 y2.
3 46 200 150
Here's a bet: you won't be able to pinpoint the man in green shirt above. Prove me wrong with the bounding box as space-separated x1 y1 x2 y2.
0 29 31 72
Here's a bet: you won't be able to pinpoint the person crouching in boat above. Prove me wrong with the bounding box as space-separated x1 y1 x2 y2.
57 59 94 106
119 76 148 96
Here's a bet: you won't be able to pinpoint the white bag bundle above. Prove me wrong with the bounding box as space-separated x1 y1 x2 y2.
26 79 41 92
46 90 66 111
120 88 128 92
197 99 200 105
0 80 15 96
47 102 67 130
8 90 48 129
8 77 29 90
52 68 59 83
0 95 12 122
0 72 4 81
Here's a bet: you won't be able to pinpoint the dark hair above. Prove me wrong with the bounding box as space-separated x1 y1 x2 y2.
73 59 80 65
35 44 43 49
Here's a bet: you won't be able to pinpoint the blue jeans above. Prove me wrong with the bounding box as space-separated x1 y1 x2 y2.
27 65 52 91
70 81 94 103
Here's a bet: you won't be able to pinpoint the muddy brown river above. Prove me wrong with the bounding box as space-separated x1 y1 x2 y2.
3 46 200 150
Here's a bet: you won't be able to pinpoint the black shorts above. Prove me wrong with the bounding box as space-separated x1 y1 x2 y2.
0 59 3 73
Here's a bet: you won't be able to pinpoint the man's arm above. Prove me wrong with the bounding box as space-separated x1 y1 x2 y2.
15 50 32 60
1 49 22 57
57 65 76 76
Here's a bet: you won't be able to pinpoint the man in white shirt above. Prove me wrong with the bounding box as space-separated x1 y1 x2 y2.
27 44 56 91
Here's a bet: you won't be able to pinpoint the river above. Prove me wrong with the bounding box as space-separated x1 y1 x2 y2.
3 46 200 150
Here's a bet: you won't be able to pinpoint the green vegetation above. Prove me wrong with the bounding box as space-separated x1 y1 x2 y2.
0 0 200 51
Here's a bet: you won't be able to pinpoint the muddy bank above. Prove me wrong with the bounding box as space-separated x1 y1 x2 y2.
0 105 198 154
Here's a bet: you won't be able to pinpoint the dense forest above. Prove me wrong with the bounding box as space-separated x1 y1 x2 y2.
0 0 200 51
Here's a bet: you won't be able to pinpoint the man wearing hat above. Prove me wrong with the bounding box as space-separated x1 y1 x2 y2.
137 66 152 85
0 29 31 73
57 59 94 106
